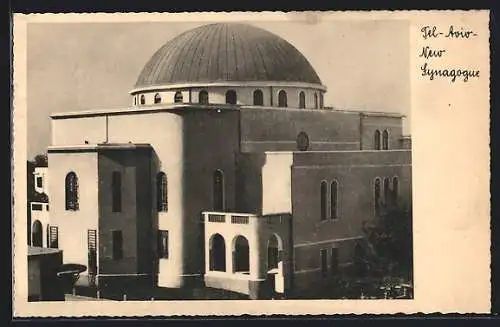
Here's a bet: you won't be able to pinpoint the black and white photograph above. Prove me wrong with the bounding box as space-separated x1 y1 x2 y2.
12 11 490 316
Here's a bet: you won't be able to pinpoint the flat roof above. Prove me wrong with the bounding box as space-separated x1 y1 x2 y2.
51 104 405 119
48 143 152 153
28 246 61 256
50 104 239 119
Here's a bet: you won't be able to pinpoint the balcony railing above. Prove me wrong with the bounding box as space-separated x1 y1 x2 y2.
231 215 249 224
207 214 225 223
203 211 290 226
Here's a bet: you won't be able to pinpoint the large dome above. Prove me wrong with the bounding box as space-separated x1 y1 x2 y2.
134 23 322 88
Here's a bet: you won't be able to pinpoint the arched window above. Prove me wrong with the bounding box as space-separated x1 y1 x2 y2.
157 172 168 212
225 90 237 105
140 94 145 105
267 234 281 270
133 97 137 106
112 171 122 213
319 92 324 108
174 91 183 103
374 130 381 150
233 235 250 273
278 90 287 107
314 93 318 109
320 181 328 220
374 178 381 214
383 177 390 205
331 180 339 220
199 90 209 104
382 130 389 150
392 176 399 203
299 91 306 109
213 169 224 211
65 172 79 211
32 220 43 247
154 93 161 104
253 89 263 106
209 233 226 271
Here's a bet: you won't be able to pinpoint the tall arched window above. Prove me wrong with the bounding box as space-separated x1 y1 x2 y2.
157 172 168 212
320 181 328 220
374 130 381 150
383 177 390 205
154 93 161 104
299 91 306 109
32 220 43 247
213 169 224 211
174 91 183 103
225 90 237 105
133 97 137 106
65 172 79 211
314 93 318 109
331 180 339 220
253 90 263 106
199 90 209 104
374 178 381 214
278 90 287 107
140 95 145 105
392 176 399 203
382 130 389 150
319 92 324 108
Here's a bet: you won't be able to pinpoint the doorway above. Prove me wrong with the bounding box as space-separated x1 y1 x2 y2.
32 220 43 247
267 234 284 294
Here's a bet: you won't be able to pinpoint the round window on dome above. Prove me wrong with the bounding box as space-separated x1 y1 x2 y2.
253 90 264 106
299 91 306 109
154 93 162 104
174 91 183 103
225 90 237 105
296 132 310 151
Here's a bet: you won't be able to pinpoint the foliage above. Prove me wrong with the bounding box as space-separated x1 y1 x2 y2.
356 201 413 282
33 154 48 167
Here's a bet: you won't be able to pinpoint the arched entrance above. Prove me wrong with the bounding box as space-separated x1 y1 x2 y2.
232 235 250 273
267 234 284 294
32 220 43 247
209 233 226 272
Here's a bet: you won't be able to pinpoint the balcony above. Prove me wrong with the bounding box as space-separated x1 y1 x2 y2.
202 211 291 299
202 211 287 226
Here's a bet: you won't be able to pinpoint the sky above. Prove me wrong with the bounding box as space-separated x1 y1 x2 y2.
26 19 410 159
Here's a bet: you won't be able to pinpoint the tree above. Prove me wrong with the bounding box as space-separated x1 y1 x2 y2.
356 201 413 281
33 153 48 167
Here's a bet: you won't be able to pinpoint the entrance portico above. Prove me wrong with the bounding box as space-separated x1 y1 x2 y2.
202 211 291 299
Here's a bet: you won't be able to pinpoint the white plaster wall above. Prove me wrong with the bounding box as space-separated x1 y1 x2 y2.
106 112 185 288
136 86 324 109
34 167 49 196
52 116 107 146
204 216 260 279
261 153 293 215
134 90 191 106
47 152 99 267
